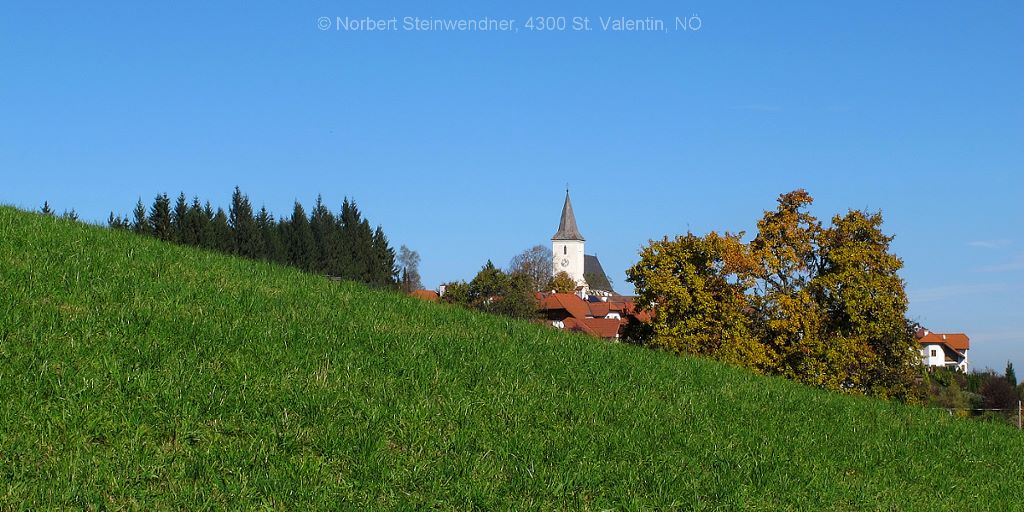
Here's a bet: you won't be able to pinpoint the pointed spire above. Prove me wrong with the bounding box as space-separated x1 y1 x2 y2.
552 190 584 241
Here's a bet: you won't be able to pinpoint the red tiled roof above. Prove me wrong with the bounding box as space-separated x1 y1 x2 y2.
589 302 610 317
560 317 620 338
631 309 653 323
410 289 440 302
538 293 592 320
582 318 621 338
562 317 592 335
605 301 629 312
538 292 652 338
917 331 970 352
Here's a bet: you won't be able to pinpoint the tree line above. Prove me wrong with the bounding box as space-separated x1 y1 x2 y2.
439 245 580 319
108 187 397 288
924 363 1024 426
627 189 922 401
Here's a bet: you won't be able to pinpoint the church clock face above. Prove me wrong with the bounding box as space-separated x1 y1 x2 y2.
560 257 570 268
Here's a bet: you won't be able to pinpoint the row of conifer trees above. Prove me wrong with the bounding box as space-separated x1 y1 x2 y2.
108 187 397 288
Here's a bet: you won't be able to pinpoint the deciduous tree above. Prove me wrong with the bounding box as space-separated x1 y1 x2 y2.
509 245 553 291
628 189 924 401
398 245 424 293
545 271 577 293
628 232 767 369
812 209 920 400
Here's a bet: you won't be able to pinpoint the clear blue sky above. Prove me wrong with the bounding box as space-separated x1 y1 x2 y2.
3 2 1022 372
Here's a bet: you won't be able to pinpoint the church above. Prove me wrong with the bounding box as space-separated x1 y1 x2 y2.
551 191 614 295
539 191 648 340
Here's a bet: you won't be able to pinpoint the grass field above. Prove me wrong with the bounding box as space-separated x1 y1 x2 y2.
2 205 1023 510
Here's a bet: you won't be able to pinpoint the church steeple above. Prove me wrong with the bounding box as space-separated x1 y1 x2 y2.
552 190 585 241
551 190 587 290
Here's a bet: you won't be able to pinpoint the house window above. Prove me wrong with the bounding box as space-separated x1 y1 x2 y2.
930 349 936 357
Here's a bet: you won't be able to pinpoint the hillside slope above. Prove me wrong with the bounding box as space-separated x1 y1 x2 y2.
1 206 1022 510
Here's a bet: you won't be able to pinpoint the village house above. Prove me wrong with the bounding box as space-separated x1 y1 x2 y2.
916 328 970 372
537 292 650 339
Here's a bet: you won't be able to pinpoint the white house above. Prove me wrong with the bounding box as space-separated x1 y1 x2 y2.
916 329 970 372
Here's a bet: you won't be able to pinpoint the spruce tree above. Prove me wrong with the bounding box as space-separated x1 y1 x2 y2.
256 206 284 263
179 197 205 247
338 198 374 282
108 212 129 230
309 195 337 274
274 220 290 265
172 192 189 243
132 198 149 235
210 207 233 253
229 187 260 258
148 193 174 241
200 202 216 249
40 201 54 216
371 225 397 288
285 201 315 271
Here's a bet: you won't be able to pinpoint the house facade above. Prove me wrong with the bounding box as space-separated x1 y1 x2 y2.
916 329 970 372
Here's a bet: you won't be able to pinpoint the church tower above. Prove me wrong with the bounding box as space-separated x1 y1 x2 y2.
552 191 587 289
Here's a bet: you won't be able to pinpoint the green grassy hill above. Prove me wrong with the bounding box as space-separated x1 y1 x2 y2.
1 206 1022 510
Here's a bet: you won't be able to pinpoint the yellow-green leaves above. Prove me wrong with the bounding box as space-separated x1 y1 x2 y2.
629 190 920 401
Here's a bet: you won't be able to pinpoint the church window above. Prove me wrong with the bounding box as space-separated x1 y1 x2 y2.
563 246 566 255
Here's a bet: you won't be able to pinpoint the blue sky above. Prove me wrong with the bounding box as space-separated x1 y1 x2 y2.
2 2 1022 372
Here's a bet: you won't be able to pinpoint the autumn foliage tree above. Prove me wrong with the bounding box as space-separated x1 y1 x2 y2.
545 271 578 293
628 233 768 369
811 209 921 399
628 190 922 401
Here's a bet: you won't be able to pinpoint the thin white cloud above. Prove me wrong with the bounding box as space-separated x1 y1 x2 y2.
967 239 1012 249
976 253 1024 273
907 283 1007 303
